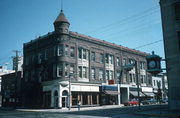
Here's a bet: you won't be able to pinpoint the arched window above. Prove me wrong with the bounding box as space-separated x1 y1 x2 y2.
62 90 68 96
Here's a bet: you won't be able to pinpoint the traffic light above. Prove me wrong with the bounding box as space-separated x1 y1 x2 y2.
146 51 162 75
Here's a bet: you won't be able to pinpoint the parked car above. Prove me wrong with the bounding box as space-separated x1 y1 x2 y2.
141 99 158 105
124 99 139 106
161 98 168 103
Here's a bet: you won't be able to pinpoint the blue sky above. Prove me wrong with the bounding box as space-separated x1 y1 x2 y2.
0 0 164 69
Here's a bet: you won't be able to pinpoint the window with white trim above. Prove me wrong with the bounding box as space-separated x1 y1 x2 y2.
91 68 95 80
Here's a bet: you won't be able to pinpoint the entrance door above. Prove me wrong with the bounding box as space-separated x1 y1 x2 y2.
62 97 67 107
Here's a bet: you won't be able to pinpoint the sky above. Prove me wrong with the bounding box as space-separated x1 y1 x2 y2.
0 0 165 69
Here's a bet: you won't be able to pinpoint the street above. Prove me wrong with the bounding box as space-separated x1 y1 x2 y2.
0 105 176 118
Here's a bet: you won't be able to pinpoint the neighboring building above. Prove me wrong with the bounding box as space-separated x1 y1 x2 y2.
22 10 152 108
12 56 23 71
160 0 180 110
0 66 14 106
1 71 22 107
152 76 163 99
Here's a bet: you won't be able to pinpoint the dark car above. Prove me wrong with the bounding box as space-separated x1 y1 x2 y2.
161 98 168 103
124 99 139 106
141 99 158 105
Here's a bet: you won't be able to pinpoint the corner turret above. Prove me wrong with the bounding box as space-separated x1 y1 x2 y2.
53 10 70 34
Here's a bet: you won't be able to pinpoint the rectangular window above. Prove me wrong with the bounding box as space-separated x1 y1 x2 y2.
106 70 109 80
82 67 87 78
140 62 145 70
58 45 63 56
105 54 109 63
117 57 120 66
175 3 180 20
129 73 133 83
70 65 74 74
91 52 96 62
38 53 42 64
99 69 104 80
70 47 75 57
116 71 120 80
109 71 113 80
100 53 104 63
123 72 127 83
140 75 144 84
109 55 113 64
83 49 88 60
122 58 126 66
78 66 82 78
91 68 95 80
65 64 69 77
129 59 135 64
78 48 82 59
65 45 69 56
57 64 63 77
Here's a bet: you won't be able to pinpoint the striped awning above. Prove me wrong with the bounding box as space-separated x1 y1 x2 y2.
143 92 155 97
130 91 145 97
104 90 119 95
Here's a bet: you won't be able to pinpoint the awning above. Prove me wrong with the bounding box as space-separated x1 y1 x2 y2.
130 91 145 97
143 92 155 97
103 90 118 95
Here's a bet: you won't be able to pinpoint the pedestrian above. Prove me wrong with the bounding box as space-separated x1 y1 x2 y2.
77 100 81 111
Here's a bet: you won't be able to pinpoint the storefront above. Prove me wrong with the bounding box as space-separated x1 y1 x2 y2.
99 85 118 105
71 84 99 106
129 87 145 101
42 81 100 108
142 87 154 99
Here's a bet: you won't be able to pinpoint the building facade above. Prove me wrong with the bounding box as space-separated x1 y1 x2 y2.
1 71 22 107
160 0 180 110
22 10 152 108
0 66 15 106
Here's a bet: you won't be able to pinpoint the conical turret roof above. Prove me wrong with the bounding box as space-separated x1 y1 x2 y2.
54 10 70 25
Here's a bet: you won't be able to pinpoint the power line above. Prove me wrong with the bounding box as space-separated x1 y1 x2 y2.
84 5 159 35
134 40 163 49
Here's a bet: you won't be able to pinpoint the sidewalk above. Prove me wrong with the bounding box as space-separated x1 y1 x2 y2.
16 104 124 112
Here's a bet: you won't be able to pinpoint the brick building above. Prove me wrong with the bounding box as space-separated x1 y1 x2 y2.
1 71 22 107
22 10 152 108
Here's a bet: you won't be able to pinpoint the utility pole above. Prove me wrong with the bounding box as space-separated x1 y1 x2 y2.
13 50 21 109
135 61 141 110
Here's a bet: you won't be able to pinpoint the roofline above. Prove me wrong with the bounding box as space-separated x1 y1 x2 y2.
69 31 149 57
23 31 149 57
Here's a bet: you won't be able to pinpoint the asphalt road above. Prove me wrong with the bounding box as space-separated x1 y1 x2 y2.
0 105 172 118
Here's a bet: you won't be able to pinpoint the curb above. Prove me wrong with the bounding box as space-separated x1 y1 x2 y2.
135 112 180 117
